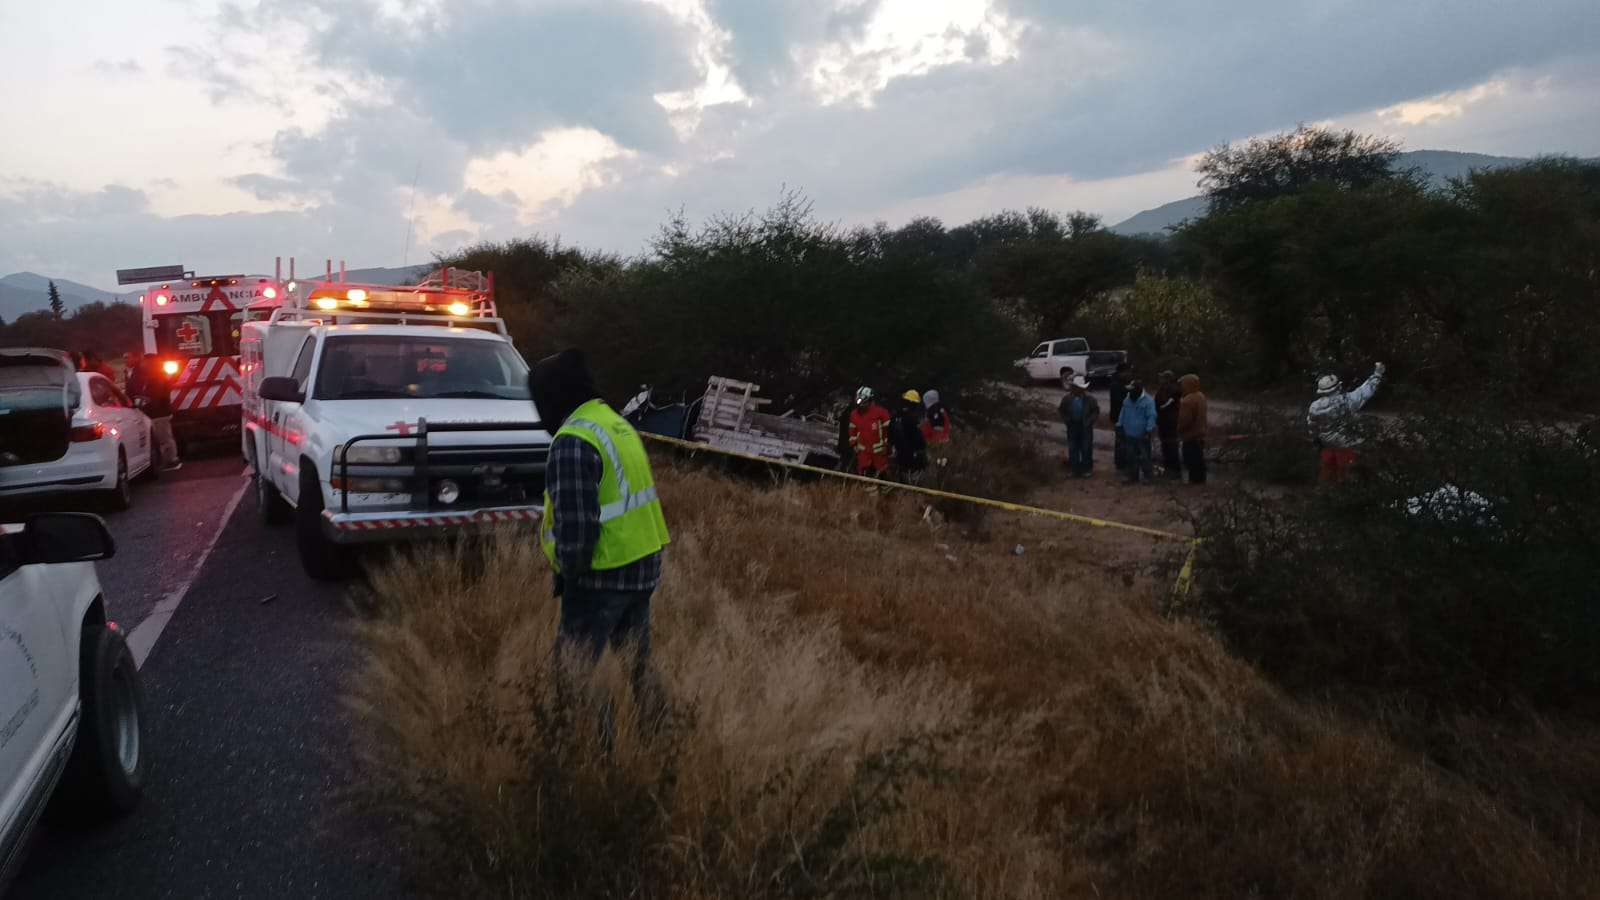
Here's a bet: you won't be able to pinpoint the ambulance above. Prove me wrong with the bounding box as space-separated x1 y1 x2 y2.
240 267 551 579
139 274 285 447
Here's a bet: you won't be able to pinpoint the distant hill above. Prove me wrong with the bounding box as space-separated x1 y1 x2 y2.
1110 150 1532 236
0 272 123 323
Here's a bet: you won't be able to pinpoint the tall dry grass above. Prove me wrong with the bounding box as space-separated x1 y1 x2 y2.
347 461 1599 899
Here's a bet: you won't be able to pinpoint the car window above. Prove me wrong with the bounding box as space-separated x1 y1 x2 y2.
313 336 531 401
1054 339 1089 355
89 376 118 408
1031 343 1049 358
290 338 316 389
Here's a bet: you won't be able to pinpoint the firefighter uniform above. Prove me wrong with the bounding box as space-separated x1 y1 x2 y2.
848 402 892 476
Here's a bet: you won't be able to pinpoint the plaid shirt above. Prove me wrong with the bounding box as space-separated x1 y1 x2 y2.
546 433 662 594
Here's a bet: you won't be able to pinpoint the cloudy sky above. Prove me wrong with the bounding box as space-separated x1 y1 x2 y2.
2 0 1596 290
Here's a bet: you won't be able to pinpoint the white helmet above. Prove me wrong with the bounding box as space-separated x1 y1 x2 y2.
1316 374 1341 395
854 386 874 404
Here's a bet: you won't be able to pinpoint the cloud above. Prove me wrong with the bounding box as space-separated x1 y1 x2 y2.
91 58 143 76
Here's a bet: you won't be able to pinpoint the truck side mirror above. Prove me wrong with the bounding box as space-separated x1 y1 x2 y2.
258 376 305 403
19 513 117 564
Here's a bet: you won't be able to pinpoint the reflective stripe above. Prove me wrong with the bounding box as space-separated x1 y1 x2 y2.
566 417 631 495
566 417 660 523
600 484 658 522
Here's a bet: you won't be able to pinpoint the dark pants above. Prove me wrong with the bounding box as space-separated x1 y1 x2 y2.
1124 435 1154 483
1160 433 1181 477
1113 430 1129 471
554 584 663 741
1182 439 1207 484
1066 423 1093 475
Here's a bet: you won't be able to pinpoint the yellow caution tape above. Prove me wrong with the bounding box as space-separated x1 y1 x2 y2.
640 432 1193 543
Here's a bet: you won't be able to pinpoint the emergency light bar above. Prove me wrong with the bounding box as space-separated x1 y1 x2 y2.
268 264 506 335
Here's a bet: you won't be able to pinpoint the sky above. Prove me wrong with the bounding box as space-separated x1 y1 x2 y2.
1 0 1596 290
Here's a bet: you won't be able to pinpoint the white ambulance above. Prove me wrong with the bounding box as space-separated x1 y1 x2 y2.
239 268 551 579
139 275 284 448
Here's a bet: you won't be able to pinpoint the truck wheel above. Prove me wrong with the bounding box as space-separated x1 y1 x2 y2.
1060 369 1075 390
103 451 132 511
251 447 291 526
296 469 351 580
53 625 147 820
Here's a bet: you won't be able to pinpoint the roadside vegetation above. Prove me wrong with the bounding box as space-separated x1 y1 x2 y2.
348 438 1599 898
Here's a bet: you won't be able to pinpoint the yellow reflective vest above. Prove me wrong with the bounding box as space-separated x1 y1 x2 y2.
541 399 670 573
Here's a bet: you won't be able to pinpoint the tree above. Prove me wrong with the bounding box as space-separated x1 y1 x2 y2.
47 280 64 319
1197 125 1408 214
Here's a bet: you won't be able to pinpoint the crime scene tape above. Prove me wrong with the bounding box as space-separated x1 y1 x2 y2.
641 431 1200 553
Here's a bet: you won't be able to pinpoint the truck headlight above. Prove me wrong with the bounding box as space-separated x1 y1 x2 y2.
338 445 403 464
435 479 461 505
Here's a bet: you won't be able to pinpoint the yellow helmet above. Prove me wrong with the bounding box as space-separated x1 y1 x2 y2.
901 389 921 403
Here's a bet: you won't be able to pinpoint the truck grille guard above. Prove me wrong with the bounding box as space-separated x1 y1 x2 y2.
335 418 549 515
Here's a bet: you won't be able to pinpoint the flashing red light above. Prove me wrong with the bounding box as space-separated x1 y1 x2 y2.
162 359 181 376
70 423 107 442
263 286 278 300
155 293 170 306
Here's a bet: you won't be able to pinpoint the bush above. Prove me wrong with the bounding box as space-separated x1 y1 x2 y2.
1192 410 1600 714
1072 272 1251 377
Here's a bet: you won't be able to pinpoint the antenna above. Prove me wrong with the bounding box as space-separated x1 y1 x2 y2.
402 160 421 268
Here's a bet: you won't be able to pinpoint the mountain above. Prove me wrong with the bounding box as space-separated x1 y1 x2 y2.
1109 150 1532 236
0 272 125 323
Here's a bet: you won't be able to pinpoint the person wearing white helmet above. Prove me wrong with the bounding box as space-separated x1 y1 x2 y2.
1307 361 1386 482
846 386 892 476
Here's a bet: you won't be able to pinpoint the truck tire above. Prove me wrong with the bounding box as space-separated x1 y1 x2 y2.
53 624 147 819
103 451 132 511
1059 368 1075 390
250 445 291 526
296 468 351 580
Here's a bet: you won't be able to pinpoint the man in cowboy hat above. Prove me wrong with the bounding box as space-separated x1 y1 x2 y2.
1307 362 1386 482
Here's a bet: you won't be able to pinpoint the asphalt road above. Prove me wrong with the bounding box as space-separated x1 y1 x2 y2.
8 449 410 898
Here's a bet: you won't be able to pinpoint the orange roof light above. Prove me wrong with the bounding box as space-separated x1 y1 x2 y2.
315 296 340 310
346 288 368 303
447 301 470 317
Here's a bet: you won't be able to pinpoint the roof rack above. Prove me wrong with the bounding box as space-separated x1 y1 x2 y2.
268 262 506 334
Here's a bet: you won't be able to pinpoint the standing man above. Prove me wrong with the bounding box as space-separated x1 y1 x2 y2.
1155 370 1182 480
1059 376 1101 478
531 349 671 692
1108 363 1133 473
130 354 181 471
847 386 892 477
889 390 928 479
1117 378 1157 485
1308 362 1386 482
1176 373 1208 485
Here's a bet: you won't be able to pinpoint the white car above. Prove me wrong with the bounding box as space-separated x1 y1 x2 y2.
1 513 147 890
242 275 550 580
1016 338 1129 388
0 349 157 511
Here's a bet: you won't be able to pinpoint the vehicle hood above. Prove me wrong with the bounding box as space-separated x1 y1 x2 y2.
312 397 551 444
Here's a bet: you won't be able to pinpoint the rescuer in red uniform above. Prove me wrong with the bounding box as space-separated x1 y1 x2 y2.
847 386 892 477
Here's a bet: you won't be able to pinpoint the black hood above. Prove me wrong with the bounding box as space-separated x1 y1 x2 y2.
528 348 598 430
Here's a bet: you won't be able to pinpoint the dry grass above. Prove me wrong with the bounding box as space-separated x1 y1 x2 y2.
346 457 1599 899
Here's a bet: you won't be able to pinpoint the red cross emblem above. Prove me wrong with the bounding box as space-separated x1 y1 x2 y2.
385 420 416 435
174 321 200 343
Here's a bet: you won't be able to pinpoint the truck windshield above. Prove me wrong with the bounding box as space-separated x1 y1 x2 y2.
312 335 531 402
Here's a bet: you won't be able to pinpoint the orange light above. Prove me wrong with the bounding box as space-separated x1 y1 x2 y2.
346 288 368 303
162 360 180 376
263 287 278 300
155 293 169 306
447 301 470 316
315 297 340 310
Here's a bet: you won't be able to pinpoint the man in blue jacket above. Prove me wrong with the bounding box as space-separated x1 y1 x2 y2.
1116 378 1158 485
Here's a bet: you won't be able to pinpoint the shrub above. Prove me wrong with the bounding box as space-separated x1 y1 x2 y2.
1072 272 1251 377
1192 410 1600 714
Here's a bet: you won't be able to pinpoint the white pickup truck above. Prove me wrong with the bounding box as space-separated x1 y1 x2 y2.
1016 338 1128 388
240 269 551 579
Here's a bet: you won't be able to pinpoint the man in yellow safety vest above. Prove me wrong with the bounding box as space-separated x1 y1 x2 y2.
530 349 670 692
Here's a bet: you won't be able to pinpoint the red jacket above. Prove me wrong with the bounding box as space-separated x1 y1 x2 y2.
848 403 892 471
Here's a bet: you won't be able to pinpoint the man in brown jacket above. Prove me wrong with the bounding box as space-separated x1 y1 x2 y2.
1176 374 1208 485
